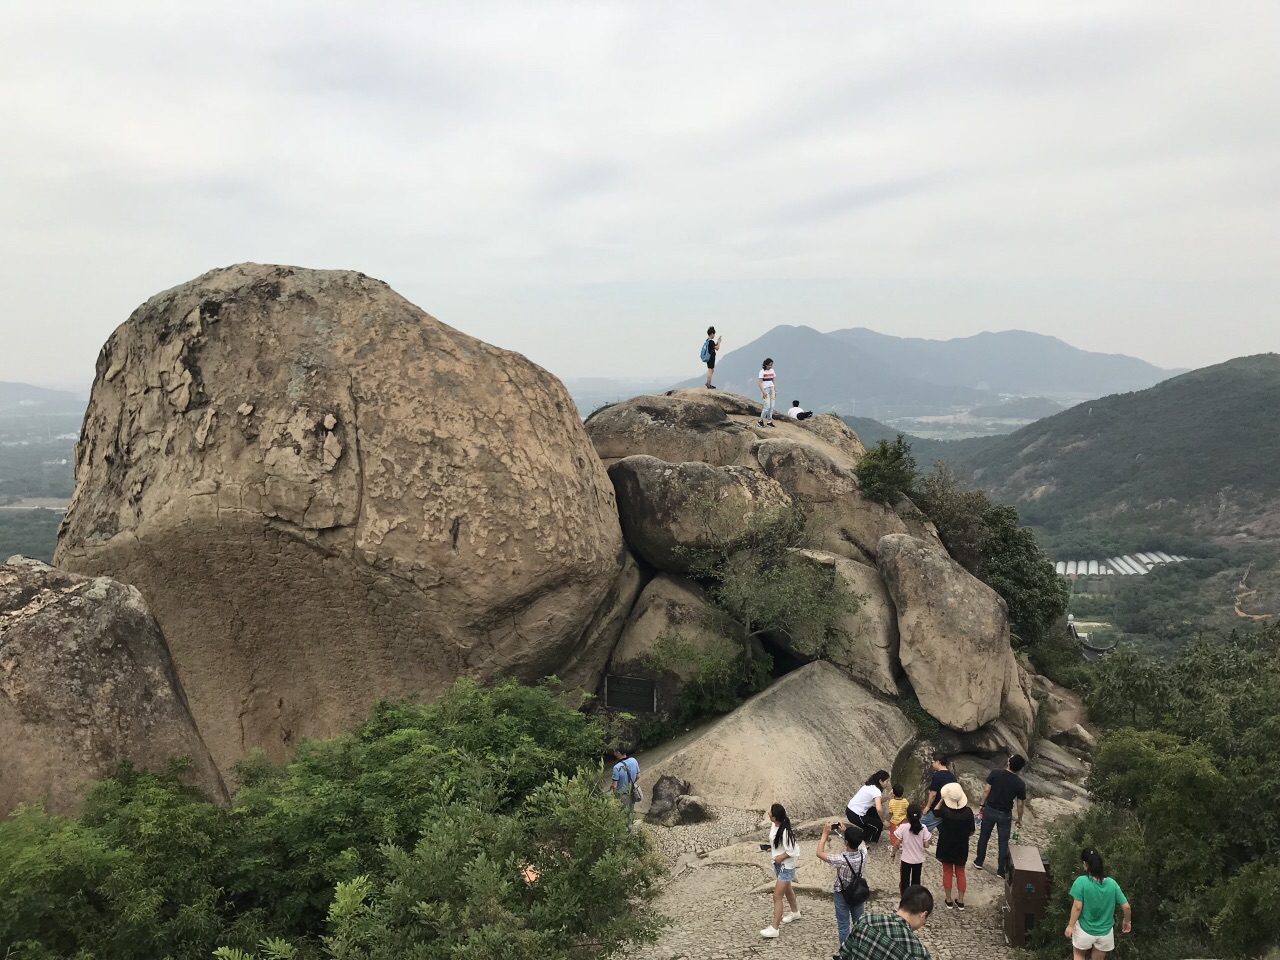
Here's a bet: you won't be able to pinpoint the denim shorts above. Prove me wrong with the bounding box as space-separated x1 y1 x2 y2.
773 862 796 882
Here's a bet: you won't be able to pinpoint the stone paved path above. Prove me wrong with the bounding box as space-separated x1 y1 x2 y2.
635 806 1063 960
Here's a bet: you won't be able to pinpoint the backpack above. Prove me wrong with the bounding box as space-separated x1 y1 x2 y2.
836 851 870 908
700 339 713 363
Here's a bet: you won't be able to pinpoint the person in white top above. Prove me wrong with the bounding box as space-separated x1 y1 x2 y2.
787 400 813 420
845 770 891 845
757 358 777 427
760 802 802 938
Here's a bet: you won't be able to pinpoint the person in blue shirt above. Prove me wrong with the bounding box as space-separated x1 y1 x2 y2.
611 745 640 832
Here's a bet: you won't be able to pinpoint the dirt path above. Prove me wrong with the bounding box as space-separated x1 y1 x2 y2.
1234 563 1272 621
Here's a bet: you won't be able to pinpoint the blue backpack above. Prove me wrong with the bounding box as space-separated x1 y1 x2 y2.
700 339 713 363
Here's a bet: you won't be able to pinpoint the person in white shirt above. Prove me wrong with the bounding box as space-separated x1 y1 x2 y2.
787 401 813 420
761 802 802 938
757 358 777 426
846 770 891 844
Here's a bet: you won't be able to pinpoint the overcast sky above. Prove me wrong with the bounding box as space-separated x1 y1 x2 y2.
1 1 1277 390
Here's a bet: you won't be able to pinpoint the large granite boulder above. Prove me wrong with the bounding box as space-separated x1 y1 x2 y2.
0 557 225 815
607 456 791 573
791 549 900 695
55 264 631 776
754 439 910 564
877 534 1024 734
1030 674 1092 750
635 661 916 821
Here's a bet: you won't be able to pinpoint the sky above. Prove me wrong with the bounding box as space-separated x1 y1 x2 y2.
1 1 1277 390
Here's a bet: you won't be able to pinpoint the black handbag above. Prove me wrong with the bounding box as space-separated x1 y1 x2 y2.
837 850 870 907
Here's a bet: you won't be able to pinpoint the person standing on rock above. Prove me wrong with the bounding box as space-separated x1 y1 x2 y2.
702 326 722 389
934 783 976 911
894 804 931 898
817 820 868 947
972 754 1027 878
761 802 802 938
920 752 957 833
610 745 640 833
846 770 891 844
758 358 777 427
838 884 934 960
1065 847 1131 959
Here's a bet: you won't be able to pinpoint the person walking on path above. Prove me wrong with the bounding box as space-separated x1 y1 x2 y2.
973 754 1027 878
1065 848 1131 959
757 358 777 426
838 884 934 960
760 802 802 939
934 782 976 911
886 783 909 860
846 770 891 844
817 820 868 947
920 752 956 833
701 326 721 388
893 804 931 898
609 745 640 833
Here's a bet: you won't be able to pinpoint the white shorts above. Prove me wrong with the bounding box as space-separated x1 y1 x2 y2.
1072 926 1115 952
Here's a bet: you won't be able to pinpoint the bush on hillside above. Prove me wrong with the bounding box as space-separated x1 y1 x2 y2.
1031 625 1280 959
0 679 662 960
853 434 917 506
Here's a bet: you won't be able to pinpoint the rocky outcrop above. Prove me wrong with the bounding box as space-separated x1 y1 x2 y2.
877 534 1030 735
635 661 915 821
791 550 900 695
0 558 225 815
755 439 909 563
1030 674 1093 752
607 456 791 573
55 264 630 776
645 773 708 826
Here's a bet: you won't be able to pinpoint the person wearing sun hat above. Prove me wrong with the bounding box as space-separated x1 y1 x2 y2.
934 782 976 910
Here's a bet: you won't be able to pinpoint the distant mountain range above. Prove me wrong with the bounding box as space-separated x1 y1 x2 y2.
847 354 1280 547
0 382 87 416
673 326 1178 417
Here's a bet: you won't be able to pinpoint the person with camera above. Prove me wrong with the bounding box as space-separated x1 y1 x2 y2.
817 820 869 948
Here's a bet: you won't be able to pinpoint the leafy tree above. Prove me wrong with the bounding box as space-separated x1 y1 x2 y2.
853 434 917 506
0 680 662 960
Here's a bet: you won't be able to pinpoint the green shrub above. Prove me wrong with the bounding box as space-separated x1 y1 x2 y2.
853 434 917 506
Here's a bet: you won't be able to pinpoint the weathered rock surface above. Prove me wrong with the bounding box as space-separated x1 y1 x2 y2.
791 549 900 695
754 439 909 564
1030 674 1092 750
635 661 915 821
0 557 225 815
607 456 791 573
877 534 1024 734
55 264 629 776
585 389 866 471
646 772 702 826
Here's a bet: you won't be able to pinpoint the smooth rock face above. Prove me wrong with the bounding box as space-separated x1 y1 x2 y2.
755 439 909 564
607 456 791 573
1030 674 1090 745
0 557 225 815
791 549 900 695
876 534 1015 733
634 661 916 821
55 264 627 776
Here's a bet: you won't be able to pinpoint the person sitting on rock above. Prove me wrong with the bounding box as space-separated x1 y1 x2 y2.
817 820 868 947
839 884 934 960
787 400 814 420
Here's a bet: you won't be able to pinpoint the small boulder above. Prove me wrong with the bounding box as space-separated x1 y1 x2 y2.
674 794 709 824
0 558 226 815
645 773 693 824
607 456 792 573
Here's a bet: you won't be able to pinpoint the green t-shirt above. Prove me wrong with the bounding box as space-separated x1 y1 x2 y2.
1070 874 1128 936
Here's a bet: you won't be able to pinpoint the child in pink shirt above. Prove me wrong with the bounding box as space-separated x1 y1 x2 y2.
894 803 932 898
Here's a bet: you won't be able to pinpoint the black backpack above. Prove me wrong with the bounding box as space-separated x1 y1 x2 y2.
837 851 870 907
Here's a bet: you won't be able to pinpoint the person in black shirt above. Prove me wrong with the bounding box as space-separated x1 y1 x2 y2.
921 752 956 832
972 754 1027 878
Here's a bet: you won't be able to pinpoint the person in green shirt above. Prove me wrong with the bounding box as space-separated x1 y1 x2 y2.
1064 847 1132 959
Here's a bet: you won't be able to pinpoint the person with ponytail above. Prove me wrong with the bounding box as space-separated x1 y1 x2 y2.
1065 847 1131 958
893 802 932 898
760 802 802 939
846 770 891 844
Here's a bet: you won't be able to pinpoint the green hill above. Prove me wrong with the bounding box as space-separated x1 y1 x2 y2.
951 354 1280 544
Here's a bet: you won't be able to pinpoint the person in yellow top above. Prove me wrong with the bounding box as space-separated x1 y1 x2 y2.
887 783 909 859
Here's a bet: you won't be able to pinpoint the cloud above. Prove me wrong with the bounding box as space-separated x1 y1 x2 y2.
0 0 1277 385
